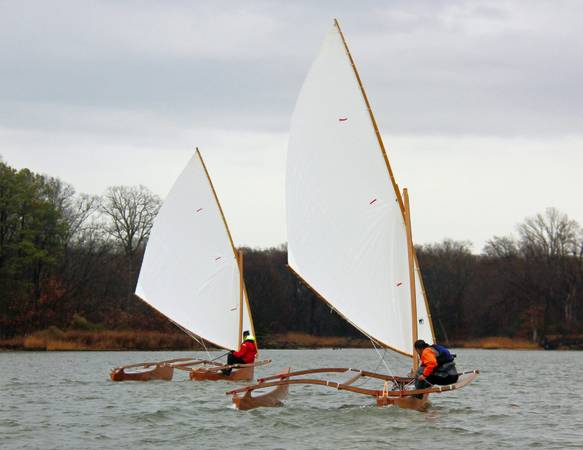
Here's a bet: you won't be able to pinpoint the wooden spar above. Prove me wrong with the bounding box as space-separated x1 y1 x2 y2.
114 357 197 371
257 367 413 384
228 369 480 398
333 19 436 351
241 263 259 352
196 148 238 255
334 18 405 215
403 189 419 370
196 147 259 350
238 250 244 347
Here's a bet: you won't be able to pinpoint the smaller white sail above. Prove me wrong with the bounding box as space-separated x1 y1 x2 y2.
135 152 253 351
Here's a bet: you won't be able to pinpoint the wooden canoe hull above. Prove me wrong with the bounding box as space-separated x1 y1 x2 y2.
109 364 174 382
233 383 289 410
231 368 291 410
189 365 254 382
376 394 431 412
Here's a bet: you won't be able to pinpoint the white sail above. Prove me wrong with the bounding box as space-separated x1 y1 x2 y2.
135 151 253 351
286 22 433 357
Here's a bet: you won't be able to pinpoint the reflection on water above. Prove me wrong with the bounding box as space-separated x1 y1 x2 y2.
1 349 582 449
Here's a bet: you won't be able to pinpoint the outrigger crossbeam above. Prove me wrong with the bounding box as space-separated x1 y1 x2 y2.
227 368 480 411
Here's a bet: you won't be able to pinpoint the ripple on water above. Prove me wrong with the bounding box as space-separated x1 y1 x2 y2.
1 349 582 450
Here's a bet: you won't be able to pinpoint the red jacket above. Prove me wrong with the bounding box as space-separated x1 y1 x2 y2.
232 340 257 363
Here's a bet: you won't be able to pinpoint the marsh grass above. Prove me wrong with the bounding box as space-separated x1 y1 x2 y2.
3 328 200 351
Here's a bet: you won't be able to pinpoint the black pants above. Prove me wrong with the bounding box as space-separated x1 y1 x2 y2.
227 353 244 365
415 373 459 390
223 353 244 375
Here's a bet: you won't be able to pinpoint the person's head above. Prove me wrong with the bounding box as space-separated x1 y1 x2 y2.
242 330 255 342
414 339 429 355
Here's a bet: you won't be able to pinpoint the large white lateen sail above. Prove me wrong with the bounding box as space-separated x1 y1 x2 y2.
286 22 434 357
136 151 253 351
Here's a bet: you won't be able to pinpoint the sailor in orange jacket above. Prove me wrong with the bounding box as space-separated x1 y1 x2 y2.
223 331 257 375
414 339 458 392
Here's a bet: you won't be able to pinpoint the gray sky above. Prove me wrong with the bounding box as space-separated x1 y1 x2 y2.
1 0 582 251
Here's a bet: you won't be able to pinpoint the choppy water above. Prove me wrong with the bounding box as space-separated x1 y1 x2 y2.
1 349 582 449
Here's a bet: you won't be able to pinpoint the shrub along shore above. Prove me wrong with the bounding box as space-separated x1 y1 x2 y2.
2 329 581 351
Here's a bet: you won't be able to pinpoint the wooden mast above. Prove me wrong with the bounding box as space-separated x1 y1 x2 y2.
238 250 244 348
334 18 405 214
403 188 419 370
196 147 254 351
334 19 434 354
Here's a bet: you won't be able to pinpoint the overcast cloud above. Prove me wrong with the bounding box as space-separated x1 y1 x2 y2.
1 0 582 250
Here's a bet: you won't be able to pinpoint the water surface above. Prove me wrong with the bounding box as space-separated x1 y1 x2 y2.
1 349 581 449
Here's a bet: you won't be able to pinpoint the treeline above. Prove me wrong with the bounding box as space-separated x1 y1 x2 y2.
1 160 582 345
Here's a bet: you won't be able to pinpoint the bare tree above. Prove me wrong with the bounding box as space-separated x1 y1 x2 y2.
43 176 100 245
101 185 161 258
483 235 518 258
416 239 475 343
518 207 579 259
517 208 581 337
101 185 161 301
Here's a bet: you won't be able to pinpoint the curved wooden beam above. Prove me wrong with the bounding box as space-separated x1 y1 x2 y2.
172 359 225 370
229 369 480 398
113 357 198 371
258 367 413 383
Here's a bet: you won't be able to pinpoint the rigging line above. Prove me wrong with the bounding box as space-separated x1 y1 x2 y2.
370 338 396 380
184 330 212 360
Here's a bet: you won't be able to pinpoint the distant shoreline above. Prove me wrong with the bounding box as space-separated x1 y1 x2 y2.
1 329 581 351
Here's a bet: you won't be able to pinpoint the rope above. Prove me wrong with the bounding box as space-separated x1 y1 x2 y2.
173 322 212 360
370 338 397 380
210 351 229 362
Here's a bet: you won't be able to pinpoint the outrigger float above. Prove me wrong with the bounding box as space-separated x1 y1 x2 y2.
110 150 269 382
110 357 271 382
228 19 478 410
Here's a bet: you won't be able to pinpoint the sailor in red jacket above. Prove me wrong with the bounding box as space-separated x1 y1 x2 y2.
223 331 257 375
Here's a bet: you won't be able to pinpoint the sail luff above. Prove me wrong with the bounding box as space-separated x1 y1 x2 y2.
196 149 255 347
286 20 435 356
196 148 238 256
333 19 406 215
334 19 435 348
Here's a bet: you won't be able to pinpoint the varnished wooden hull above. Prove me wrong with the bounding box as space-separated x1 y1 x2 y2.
231 369 291 410
189 365 254 382
233 383 289 410
376 393 431 411
110 364 174 382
